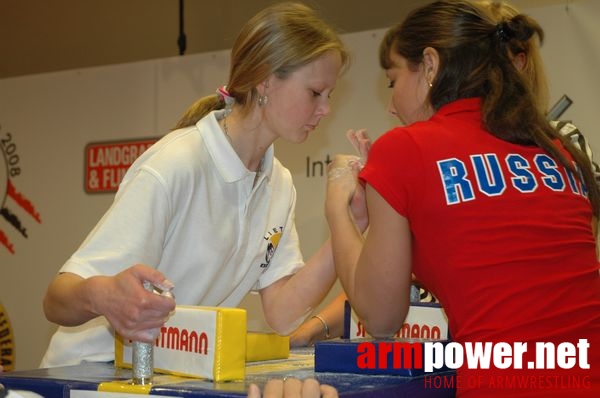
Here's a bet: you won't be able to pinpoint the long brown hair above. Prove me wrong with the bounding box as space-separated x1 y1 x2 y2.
379 0 600 215
174 2 349 129
475 0 550 114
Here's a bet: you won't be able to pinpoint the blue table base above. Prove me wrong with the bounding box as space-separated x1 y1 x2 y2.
0 348 455 397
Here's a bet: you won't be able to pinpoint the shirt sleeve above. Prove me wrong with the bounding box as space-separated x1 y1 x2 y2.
359 128 423 218
60 166 172 278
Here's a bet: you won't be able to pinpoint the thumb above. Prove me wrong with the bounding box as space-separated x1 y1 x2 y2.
354 129 371 161
346 129 371 158
131 264 174 293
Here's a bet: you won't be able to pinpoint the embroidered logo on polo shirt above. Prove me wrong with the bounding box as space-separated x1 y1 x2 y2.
260 226 283 269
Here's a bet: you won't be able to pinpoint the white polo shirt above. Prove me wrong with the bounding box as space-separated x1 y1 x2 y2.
41 110 304 367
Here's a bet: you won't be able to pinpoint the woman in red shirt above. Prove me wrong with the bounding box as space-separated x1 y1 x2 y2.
326 1 600 397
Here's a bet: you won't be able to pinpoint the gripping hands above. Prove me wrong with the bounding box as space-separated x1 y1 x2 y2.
326 129 371 233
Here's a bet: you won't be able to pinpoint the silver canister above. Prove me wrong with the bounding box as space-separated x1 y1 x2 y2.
132 281 154 385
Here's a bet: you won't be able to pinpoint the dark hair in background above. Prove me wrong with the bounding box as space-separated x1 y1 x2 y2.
379 0 600 216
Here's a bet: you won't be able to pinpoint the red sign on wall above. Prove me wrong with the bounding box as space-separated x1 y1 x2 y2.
84 138 158 193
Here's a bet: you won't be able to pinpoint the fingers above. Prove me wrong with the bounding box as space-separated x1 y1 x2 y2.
320 384 339 398
130 264 174 295
283 377 302 397
300 378 321 398
346 129 371 161
249 378 338 398
153 279 175 295
356 130 372 161
262 378 284 397
247 383 261 398
327 155 361 181
108 265 176 342
136 327 161 343
128 265 176 314
346 129 364 153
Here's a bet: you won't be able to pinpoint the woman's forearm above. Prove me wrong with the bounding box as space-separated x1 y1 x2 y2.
327 204 364 303
43 272 100 326
261 239 338 335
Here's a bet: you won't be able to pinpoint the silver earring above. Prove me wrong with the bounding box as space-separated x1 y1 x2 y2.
258 95 268 107
428 81 433 88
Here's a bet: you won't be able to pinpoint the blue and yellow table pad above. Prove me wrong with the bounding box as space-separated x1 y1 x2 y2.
0 348 455 397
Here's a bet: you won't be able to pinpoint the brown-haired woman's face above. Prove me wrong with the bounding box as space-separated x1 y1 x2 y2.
385 52 434 125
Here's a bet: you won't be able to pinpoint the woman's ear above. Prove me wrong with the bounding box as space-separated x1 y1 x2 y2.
422 47 440 85
256 77 271 96
512 52 527 71
259 75 273 93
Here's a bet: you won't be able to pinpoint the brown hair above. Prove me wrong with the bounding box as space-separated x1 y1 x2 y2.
475 0 550 113
379 0 600 215
174 2 349 129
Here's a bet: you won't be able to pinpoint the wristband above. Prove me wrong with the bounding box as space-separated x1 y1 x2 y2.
312 315 330 338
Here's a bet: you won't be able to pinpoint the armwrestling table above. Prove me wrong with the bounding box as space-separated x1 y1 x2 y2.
0 348 456 397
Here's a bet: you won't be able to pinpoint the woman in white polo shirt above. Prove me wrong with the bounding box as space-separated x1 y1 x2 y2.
40 2 355 368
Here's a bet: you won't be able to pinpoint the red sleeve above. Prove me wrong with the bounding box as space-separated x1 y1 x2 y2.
359 127 423 217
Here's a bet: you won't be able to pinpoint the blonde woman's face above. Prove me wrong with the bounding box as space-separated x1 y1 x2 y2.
262 51 342 143
385 52 434 125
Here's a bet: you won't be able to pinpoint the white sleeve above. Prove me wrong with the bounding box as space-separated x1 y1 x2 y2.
60 167 172 278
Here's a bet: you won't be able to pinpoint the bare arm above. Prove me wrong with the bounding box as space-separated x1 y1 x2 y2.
351 185 412 337
260 131 372 336
325 155 412 338
43 264 176 342
289 292 348 347
259 239 337 335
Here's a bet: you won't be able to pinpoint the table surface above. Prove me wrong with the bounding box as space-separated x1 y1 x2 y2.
0 348 456 397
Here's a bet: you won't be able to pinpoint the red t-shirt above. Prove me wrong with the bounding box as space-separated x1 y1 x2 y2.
360 98 600 397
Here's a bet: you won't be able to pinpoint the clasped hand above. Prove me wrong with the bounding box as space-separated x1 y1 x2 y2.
95 264 176 343
326 129 371 232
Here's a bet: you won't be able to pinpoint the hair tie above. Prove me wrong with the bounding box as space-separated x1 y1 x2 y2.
216 86 235 110
496 22 511 42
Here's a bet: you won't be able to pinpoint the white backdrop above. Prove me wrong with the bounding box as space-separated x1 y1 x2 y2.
0 0 598 370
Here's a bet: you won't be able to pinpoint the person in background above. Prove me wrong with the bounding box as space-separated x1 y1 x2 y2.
291 0 600 348
40 2 354 368
326 1 600 397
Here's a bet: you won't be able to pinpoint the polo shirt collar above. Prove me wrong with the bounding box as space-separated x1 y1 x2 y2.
436 97 481 117
199 110 274 183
